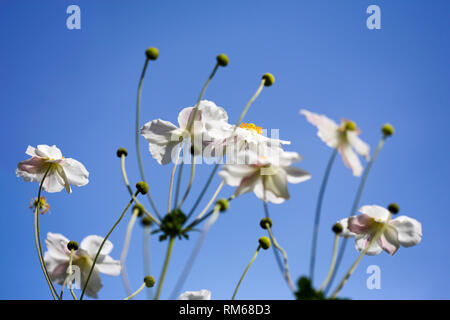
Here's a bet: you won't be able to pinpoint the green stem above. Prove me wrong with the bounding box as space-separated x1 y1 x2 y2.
309 148 338 284
263 201 284 278
124 283 146 300
34 165 58 300
60 249 77 300
168 145 182 213
325 137 386 294
232 245 261 300
233 79 266 129
318 234 339 292
143 225 152 299
80 192 138 300
135 57 160 219
177 154 196 208
154 236 175 300
120 207 140 296
187 163 220 219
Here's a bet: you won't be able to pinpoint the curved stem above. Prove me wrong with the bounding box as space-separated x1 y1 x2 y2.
80 192 138 300
233 79 266 129
177 154 195 208
124 282 146 300
309 148 338 284
325 137 386 294
192 181 224 222
60 249 77 300
318 234 339 292
120 207 140 296
263 201 284 278
154 236 175 300
265 224 296 293
34 166 58 299
168 145 182 213
135 57 160 219
232 245 261 300
143 225 152 299
187 163 220 220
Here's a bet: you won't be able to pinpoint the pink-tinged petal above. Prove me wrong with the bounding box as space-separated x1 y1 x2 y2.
347 131 370 160
338 143 363 176
355 234 382 256
300 109 340 148
359 205 390 222
337 218 357 238
49 262 69 284
178 107 201 129
284 166 311 184
390 215 422 247
377 226 399 255
347 214 373 234
17 157 48 174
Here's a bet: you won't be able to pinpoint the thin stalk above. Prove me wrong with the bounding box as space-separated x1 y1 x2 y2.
192 181 224 221
124 282 146 300
309 148 338 284
135 57 160 219
263 201 284 277
232 245 261 300
183 195 234 231
120 207 140 296
80 192 138 300
177 154 196 208
233 79 266 128
60 249 77 300
187 163 220 219
325 137 386 293
318 234 339 292
34 166 58 299
143 225 152 299
168 145 182 213
154 236 175 300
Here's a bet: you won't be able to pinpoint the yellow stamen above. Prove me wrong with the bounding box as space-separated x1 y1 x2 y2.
239 122 263 135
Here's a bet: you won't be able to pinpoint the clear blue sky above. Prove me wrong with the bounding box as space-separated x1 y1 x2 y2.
1 0 449 299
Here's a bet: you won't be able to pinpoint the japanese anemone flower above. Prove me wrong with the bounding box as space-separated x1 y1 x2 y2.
178 289 211 300
16 145 89 193
219 150 311 204
44 233 121 298
140 100 229 164
338 205 422 255
300 109 370 176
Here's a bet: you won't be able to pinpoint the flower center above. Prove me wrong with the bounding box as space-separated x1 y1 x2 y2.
239 122 263 135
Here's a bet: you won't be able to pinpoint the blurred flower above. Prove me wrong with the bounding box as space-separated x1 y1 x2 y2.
29 196 50 215
300 109 370 176
16 145 89 193
219 150 311 204
141 100 229 164
338 205 422 255
178 289 211 300
44 233 121 299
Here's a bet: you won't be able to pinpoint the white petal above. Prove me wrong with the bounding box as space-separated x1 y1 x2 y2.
338 143 363 176
36 145 63 159
178 289 211 300
25 146 38 157
80 235 114 257
44 232 70 270
300 109 340 148
263 170 290 200
219 165 257 187
355 234 382 256
60 158 89 187
284 166 311 184
336 218 357 238
80 266 102 299
378 225 399 255
42 167 66 193
347 131 370 160
358 205 390 222
253 179 285 204
390 215 422 247
198 100 228 123
95 255 121 276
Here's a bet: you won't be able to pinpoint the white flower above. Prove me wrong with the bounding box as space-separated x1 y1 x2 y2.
300 109 370 176
44 233 121 299
178 289 211 300
219 150 311 204
338 205 422 255
16 145 89 193
140 100 229 164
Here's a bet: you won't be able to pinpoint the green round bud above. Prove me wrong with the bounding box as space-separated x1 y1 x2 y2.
262 73 275 87
133 204 145 217
344 121 356 131
332 222 343 234
387 203 400 214
260 217 273 230
144 275 155 288
381 123 394 137
215 198 229 212
145 47 159 60
116 148 128 158
67 240 79 251
141 216 152 227
136 181 149 195
258 236 271 250
216 54 229 67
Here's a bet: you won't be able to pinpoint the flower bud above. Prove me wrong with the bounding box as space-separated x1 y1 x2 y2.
387 203 400 214
141 216 152 227
259 217 273 230
381 123 394 137
258 236 271 250
332 222 343 234
215 198 229 212
145 47 159 60
216 54 229 67
133 204 145 217
67 240 79 251
116 148 128 158
344 121 356 131
262 73 275 87
136 181 149 195
144 275 155 288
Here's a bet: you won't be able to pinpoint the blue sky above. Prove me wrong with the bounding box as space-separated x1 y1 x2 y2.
1 0 449 299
